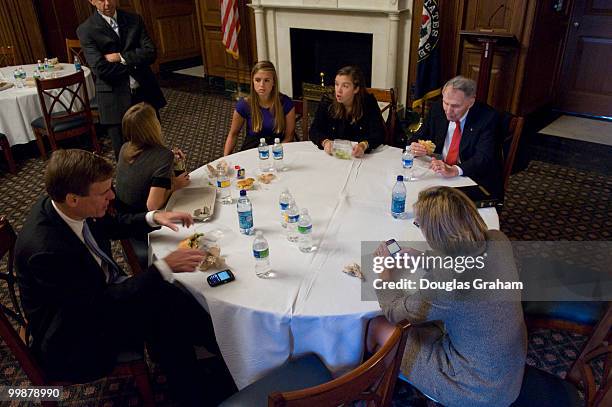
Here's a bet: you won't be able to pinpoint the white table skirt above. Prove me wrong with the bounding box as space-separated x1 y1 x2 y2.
0 63 95 146
149 141 499 389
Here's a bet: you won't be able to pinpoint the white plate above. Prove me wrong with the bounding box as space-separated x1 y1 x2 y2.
165 186 216 221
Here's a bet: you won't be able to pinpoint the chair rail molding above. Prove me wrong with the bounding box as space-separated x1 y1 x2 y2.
249 0 414 107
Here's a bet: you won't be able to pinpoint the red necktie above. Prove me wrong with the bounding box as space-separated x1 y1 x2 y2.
445 121 462 165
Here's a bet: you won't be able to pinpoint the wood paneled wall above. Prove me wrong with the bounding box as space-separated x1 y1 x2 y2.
196 0 256 83
0 0 46 64
424 0 571 116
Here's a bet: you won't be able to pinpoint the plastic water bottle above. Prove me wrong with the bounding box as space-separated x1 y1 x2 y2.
402 146 415 180
258 138 270 172
298 208 315 252
285 199 300 242
216 163 232 205
44 58 49 72
237 190 254 235
37 59 44 72
279 188 293 228
272 137 284 171
19 67 26 81
391 175 406 219
33 69 41 80
253 231 272 278
74 56 82 72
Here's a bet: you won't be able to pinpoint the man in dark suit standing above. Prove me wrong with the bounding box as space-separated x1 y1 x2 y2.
410 76 502 199
15 149 234 406
77 0 166 158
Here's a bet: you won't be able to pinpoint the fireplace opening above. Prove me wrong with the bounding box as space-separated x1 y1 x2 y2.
290 28 373 99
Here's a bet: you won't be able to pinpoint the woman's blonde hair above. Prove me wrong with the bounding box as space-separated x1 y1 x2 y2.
330 65 367 123
414 186 487 255
248 60 285 134
121 103 164 163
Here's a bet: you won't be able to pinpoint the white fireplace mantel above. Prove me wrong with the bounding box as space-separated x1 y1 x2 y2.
249 0 415 107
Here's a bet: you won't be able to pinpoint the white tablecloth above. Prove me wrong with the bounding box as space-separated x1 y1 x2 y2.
0 63 95 146
149 142 499 389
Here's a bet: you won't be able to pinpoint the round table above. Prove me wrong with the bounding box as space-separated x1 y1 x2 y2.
149 141 499 389
0 63 95 146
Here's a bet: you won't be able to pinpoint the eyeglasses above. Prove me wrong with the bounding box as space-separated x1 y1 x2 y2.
413 220 420 228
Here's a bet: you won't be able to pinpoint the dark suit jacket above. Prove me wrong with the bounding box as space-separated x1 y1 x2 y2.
309 93 385 153
77 10 166 124
412 101 502 199
14 196 162 381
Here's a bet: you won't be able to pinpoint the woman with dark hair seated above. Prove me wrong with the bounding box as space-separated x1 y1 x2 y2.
309 65 385 158
367 186 527 407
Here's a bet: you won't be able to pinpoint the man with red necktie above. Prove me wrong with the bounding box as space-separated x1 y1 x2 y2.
410 76 502 199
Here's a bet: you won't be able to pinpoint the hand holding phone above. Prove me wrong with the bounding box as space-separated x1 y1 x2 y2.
207 269 235 287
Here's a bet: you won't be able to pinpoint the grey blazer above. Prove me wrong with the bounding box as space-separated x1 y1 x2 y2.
372 230 527 407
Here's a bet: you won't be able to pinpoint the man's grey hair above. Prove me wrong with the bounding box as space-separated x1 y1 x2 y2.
443 76 477 98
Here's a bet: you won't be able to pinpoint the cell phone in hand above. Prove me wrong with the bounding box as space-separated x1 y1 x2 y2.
385 239 401 255
207 269 235 287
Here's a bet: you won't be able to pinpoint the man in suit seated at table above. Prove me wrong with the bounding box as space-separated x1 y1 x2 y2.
15 149 233 406
409 76 502 199
77 0 166 159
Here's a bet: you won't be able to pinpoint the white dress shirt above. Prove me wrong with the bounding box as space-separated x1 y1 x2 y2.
442 109 469 176
97 11 140 90
52 201 174 282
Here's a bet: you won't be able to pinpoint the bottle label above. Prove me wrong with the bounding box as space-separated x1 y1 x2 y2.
402 158 413 168
298 224 312 234
239 211 253 229
237 168 245 179
259 149 269 159
287 214 300 224
217 179 230 188
273 149 283 160
253 248 269 259
280 202 289 210
391 197 405 213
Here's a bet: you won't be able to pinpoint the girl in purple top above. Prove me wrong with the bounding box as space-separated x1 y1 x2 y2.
224 61 296 155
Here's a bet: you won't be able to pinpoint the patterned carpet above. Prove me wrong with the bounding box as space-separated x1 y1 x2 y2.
0 74 610 405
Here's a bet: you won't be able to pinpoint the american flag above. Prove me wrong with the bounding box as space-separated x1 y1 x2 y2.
220 0 240 59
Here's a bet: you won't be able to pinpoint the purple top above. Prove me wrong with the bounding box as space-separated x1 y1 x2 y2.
236 93 294 150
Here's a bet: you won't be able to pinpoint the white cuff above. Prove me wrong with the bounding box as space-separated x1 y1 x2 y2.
145 211 158 227
454 165 463 176
154 259 175 283
120 54 126 65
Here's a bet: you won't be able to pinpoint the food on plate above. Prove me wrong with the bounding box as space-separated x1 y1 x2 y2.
236 177 255 190
417 139 436 155
179 232 204 249
342 263 364 280
257 173 275 184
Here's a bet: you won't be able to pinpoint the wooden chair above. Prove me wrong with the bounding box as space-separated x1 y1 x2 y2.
0 300 156 407
367 87 398 147
220 320 411 407
0 45 16 67
500 113 525 192
65 38 86 66
0 133 17 173
0 216 25 327
523 301 611 406
31 70 100 159
292 99 305 141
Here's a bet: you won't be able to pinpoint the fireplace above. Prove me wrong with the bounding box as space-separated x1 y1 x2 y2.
249 0 413 107
290 28 373 99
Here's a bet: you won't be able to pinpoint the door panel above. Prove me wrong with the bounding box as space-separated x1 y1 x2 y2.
558 0 612 116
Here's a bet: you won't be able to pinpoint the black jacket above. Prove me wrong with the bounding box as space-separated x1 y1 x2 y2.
412 101 502 199
77 10 166 124
15 197 160 380
309 93 385 153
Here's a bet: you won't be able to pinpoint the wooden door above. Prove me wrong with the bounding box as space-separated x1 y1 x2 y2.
558 0 612 117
